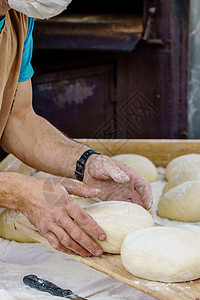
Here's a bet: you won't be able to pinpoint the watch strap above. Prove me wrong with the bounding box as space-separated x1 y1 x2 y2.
75 149 100 181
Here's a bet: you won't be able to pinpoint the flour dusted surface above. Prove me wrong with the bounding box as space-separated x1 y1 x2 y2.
85 201 154 254
165 153 200 180
157 180 200 221
121 226 200 282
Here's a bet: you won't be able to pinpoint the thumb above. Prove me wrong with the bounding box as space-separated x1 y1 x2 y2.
106 163 130 183
61 178 100 198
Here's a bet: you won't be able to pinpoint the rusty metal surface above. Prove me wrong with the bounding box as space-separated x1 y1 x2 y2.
32 0 189 139
113 0 189 139
32 65 115 138
33 14 143 51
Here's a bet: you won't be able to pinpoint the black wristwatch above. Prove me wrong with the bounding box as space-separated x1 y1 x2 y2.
75 149 100 181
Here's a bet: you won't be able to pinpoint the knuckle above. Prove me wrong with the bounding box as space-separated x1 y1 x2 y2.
78 212 90 226
70 228 81 241
51 242 61 251
46 234 61 251
60 235 70 246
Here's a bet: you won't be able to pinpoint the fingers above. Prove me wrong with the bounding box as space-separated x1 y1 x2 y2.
46 204 104 256
134 179 153 210
86 155 130 183
61 179 101 198
106 163 130 184
113 160 153 209
45 227 94 257
65 200 106 242
42 199 106 256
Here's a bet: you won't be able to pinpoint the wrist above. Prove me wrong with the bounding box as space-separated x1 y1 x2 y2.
75 149 100 181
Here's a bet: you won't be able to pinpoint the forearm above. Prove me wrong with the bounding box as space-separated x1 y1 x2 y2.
0 172 29 210
1 110 89 178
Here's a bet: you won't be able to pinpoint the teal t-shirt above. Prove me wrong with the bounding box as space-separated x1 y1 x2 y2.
0 15 34 82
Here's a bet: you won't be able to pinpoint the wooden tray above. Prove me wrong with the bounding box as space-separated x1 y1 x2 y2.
2 139 200 300
14 212 200 300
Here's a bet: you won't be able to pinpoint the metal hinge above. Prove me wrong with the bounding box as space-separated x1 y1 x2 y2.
142 1 165 46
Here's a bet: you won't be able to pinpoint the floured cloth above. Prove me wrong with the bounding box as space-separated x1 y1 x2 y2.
0 239 155 299
0 167 171 300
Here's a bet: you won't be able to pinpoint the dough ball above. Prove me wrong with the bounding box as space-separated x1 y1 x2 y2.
0 209 36 243
112 154 158 183
162 168 200 194
165 153 200 180
84 201 154 254
158 180 200 221
72 196 100 208
121 226 200 282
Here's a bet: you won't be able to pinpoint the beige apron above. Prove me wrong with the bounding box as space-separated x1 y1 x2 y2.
0 9 28 138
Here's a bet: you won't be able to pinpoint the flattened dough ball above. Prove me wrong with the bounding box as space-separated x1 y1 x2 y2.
158 180 200 221
85 201 154 254
0 209 36 243
162 168 200 194
112 154 158 182
121 226 200 282
165 153 200 180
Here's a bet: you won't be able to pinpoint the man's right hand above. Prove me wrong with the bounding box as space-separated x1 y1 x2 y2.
4 173 106 256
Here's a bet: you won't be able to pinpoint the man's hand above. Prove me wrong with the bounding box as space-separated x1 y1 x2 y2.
16 174 106 256
83 155 153 210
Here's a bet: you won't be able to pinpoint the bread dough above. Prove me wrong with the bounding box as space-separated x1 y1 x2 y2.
84 201 154 254
165 153 200 180
157 180 200 221
72 196 100 208
0 209 36 243
112 154 158 183
121 226 200 282
162 168 200 194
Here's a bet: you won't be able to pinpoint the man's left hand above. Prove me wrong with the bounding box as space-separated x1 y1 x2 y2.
83 155 153 210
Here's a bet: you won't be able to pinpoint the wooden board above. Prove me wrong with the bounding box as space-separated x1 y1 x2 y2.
15 213 200 300
2 139 200 300
76 139 200 167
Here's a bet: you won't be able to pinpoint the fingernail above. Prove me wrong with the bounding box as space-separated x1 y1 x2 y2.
96 249 103 256
99 233 106 241
118 173 130 182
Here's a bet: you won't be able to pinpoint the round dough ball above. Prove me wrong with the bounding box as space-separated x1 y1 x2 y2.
165 153 200 180
158 180 200 221
112 154 158 182
85 201 154 254
72 196 100 208
121 226 200 282
0 209 36 243
162 168 200 194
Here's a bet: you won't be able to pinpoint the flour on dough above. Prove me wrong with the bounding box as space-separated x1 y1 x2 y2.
121 226 200 282
72 196 100 209
0 209 36 243
112 154 158 183
158 180 200 221
162 167 200 194
85 201 154 254
165 153 200 180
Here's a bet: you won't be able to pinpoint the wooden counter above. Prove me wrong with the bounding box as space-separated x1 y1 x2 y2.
1 139 200 300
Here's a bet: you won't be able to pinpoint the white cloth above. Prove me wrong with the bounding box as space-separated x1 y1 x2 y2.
8 0 72 19
0 238 154 300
